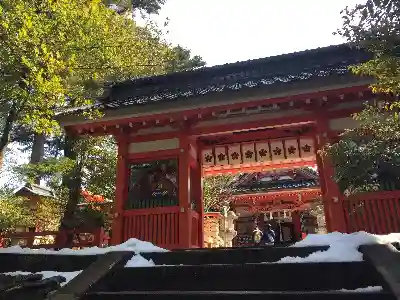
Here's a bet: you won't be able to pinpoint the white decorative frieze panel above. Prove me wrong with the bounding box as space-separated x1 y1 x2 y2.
215 146 229 165
270 140 285 161
241 143 256 164
202 149 214 166
255 142 271 162
202 136 316 169
284 139 300 160
228 144 242 165
299 138 315 158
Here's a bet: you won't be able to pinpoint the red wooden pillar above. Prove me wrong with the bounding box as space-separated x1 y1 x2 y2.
111 135 128 245
189 139 203 247
315 117 346 233
198 171 204 248
292 211 302 241
178 135 192 248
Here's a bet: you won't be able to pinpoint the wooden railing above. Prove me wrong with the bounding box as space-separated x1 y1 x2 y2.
343 191 400 234
122 206 180 249
0 227 109 249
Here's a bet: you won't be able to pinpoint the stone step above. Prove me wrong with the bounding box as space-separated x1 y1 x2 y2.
142 246 329 265
0 253 100 273
89 262 383 292
82 291 395 300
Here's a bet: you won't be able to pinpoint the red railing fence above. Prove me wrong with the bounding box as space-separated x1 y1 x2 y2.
122 207 180 249
0 227 109 249
343 191 400 234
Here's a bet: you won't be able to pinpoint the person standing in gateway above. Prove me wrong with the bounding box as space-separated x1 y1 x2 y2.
253 223 263 246
261 224 276 246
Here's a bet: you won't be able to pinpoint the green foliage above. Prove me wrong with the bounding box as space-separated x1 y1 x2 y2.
0 196 33 232
1 0 205 233
168 45 206 72
322 104 400 194
77 205 106 228
35 197 66 231
350 55 400 94
325 0 400 195
15 135 117 201
203 175 235 213
104 0 166 15
0 0 173 154
337 0 400 94
0 193 65 235
76 136 117 201
17 157 75 187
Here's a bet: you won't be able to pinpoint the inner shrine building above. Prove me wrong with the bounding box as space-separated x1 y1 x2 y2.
59 44 379 249
230 167 321 246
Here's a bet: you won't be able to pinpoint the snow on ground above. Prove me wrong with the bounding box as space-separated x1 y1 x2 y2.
3 270 82 286
0 232 398 291
1 231 400 269
338 286 383 293
125 254 155 267
277 231 400 263
0 239 160 283
0 238 164 269
0 238 167 256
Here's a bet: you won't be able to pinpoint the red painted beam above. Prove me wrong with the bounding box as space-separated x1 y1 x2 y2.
66 85 369 133
192 116 315 137
126 149 181 161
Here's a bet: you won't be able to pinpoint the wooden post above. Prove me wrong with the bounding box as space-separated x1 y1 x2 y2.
291 211 302 241
111 135 128 246
315 117 346 233
49 251 134 300
198 166 205 248
189 138 203 248
178 135 191 248
315 147 333 232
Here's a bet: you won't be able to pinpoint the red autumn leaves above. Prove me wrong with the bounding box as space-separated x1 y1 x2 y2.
80 190 105 204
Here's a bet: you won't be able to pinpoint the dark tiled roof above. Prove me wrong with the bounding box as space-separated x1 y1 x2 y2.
13 183 54 198
99 44 370 110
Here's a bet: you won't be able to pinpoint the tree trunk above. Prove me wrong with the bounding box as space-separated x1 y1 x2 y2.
30 133 45 184
0 106 17 168
58 133 82 248
0 148 4 170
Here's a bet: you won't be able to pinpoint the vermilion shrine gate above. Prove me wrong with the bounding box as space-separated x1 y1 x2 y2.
59 44 400 249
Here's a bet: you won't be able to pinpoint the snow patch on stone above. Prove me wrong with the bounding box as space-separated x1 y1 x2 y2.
275 232 400 263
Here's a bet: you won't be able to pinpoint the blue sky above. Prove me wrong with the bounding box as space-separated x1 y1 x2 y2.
152 0 364 66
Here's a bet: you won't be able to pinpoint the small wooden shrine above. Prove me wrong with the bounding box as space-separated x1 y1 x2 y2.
57 43 399 249
12 183 55 230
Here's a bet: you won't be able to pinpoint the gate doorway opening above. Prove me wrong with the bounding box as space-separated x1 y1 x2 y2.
199 129 324 248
